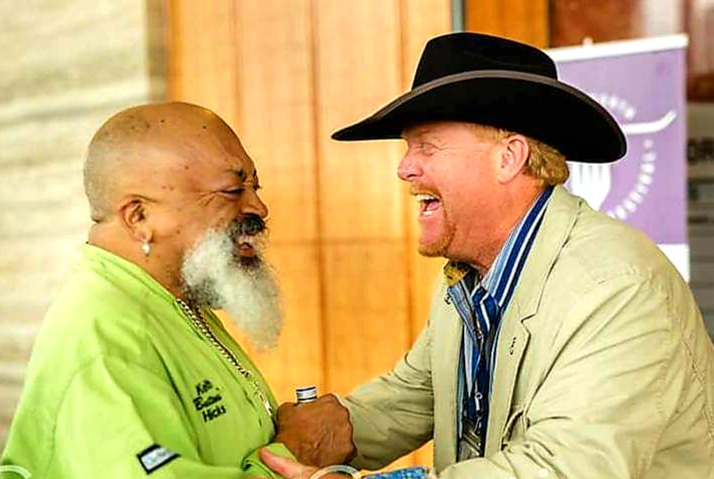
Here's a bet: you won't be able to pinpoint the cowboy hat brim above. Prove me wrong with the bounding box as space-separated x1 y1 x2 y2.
331 70 626 163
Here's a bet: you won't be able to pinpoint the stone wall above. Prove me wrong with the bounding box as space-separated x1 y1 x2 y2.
0 0 165 449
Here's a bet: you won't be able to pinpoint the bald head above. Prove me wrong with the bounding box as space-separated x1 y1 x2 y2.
84 101 241 222
84 101 270 300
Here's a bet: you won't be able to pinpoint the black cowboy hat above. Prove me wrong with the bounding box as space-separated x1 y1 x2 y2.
332 32 626 163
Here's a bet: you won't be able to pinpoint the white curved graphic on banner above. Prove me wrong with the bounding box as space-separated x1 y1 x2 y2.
622 110 677 135
568 95 676 221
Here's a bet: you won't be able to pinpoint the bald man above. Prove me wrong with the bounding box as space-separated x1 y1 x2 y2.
1 102 294 478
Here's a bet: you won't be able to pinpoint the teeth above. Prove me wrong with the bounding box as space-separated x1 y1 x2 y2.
414 194 439 203
238 235 255 245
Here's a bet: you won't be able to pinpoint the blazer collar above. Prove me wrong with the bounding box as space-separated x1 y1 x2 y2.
506 185 582 321
484 185 582 454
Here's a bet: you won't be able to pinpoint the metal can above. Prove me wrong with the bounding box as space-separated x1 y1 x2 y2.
295 385 318 403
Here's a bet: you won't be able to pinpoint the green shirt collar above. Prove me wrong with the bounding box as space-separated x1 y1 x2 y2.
80 243 177 305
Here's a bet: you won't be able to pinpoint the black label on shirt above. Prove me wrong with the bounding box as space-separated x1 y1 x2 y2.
137 444 179 474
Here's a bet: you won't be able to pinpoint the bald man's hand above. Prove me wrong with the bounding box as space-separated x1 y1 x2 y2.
274 395 356 467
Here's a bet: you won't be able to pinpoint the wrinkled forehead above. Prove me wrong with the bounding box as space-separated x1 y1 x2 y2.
133 131 258 197
401 121 463 141
175 119 257 173
402 120 500 143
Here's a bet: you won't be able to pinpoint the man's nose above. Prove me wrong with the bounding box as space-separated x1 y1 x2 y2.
397 151 422 181
243 189 269 219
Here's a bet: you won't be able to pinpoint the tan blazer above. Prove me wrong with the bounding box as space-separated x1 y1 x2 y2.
343 186 714 478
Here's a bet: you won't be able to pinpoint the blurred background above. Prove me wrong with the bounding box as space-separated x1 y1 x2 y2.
1 0 712 468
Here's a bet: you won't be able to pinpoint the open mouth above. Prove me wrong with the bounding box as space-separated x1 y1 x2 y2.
414 193 442 217
236 234 258 256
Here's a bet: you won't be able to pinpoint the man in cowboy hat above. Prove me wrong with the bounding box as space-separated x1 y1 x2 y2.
260 33 714 478
0 102 294 477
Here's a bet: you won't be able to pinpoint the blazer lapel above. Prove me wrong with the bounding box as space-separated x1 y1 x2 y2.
484 186 581 455
485 302 530 454
432 287 464 471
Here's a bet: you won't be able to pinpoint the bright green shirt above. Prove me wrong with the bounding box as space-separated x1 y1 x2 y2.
1 245 293 478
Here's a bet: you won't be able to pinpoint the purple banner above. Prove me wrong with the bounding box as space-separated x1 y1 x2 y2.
550 38 688 245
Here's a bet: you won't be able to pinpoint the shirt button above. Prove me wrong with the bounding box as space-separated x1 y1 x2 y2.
538 468 549 477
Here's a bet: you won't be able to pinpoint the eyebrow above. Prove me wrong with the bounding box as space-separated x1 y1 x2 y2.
403 126 433 141
232 168 259 183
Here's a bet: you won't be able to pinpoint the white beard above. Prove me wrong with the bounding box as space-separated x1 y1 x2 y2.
180 227 283 351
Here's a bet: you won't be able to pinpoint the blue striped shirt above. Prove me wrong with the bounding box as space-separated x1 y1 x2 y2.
444 186 553 457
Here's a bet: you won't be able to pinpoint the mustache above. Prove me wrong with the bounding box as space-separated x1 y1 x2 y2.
230 214 267 237
409 185 439 196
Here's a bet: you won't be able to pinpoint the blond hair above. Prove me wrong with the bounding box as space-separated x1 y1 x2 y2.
522 135 569 186
476 124 570 186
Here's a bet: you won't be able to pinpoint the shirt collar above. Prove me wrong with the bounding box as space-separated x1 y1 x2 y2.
79 243 177 305
443 186 554 307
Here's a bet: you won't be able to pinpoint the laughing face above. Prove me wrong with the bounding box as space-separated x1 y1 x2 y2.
131 109 271 292
399 121 505 265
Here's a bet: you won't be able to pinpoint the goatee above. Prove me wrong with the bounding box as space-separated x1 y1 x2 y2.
180 220 283 351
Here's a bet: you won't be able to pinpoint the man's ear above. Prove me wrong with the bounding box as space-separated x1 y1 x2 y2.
497 134 530 184
117 196 153 243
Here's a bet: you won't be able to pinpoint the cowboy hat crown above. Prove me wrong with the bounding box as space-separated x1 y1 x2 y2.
332 32 626 163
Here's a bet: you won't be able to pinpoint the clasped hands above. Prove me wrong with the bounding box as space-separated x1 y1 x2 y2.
260 394 357 479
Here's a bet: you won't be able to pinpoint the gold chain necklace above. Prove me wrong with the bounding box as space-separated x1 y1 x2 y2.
176 298 274 417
